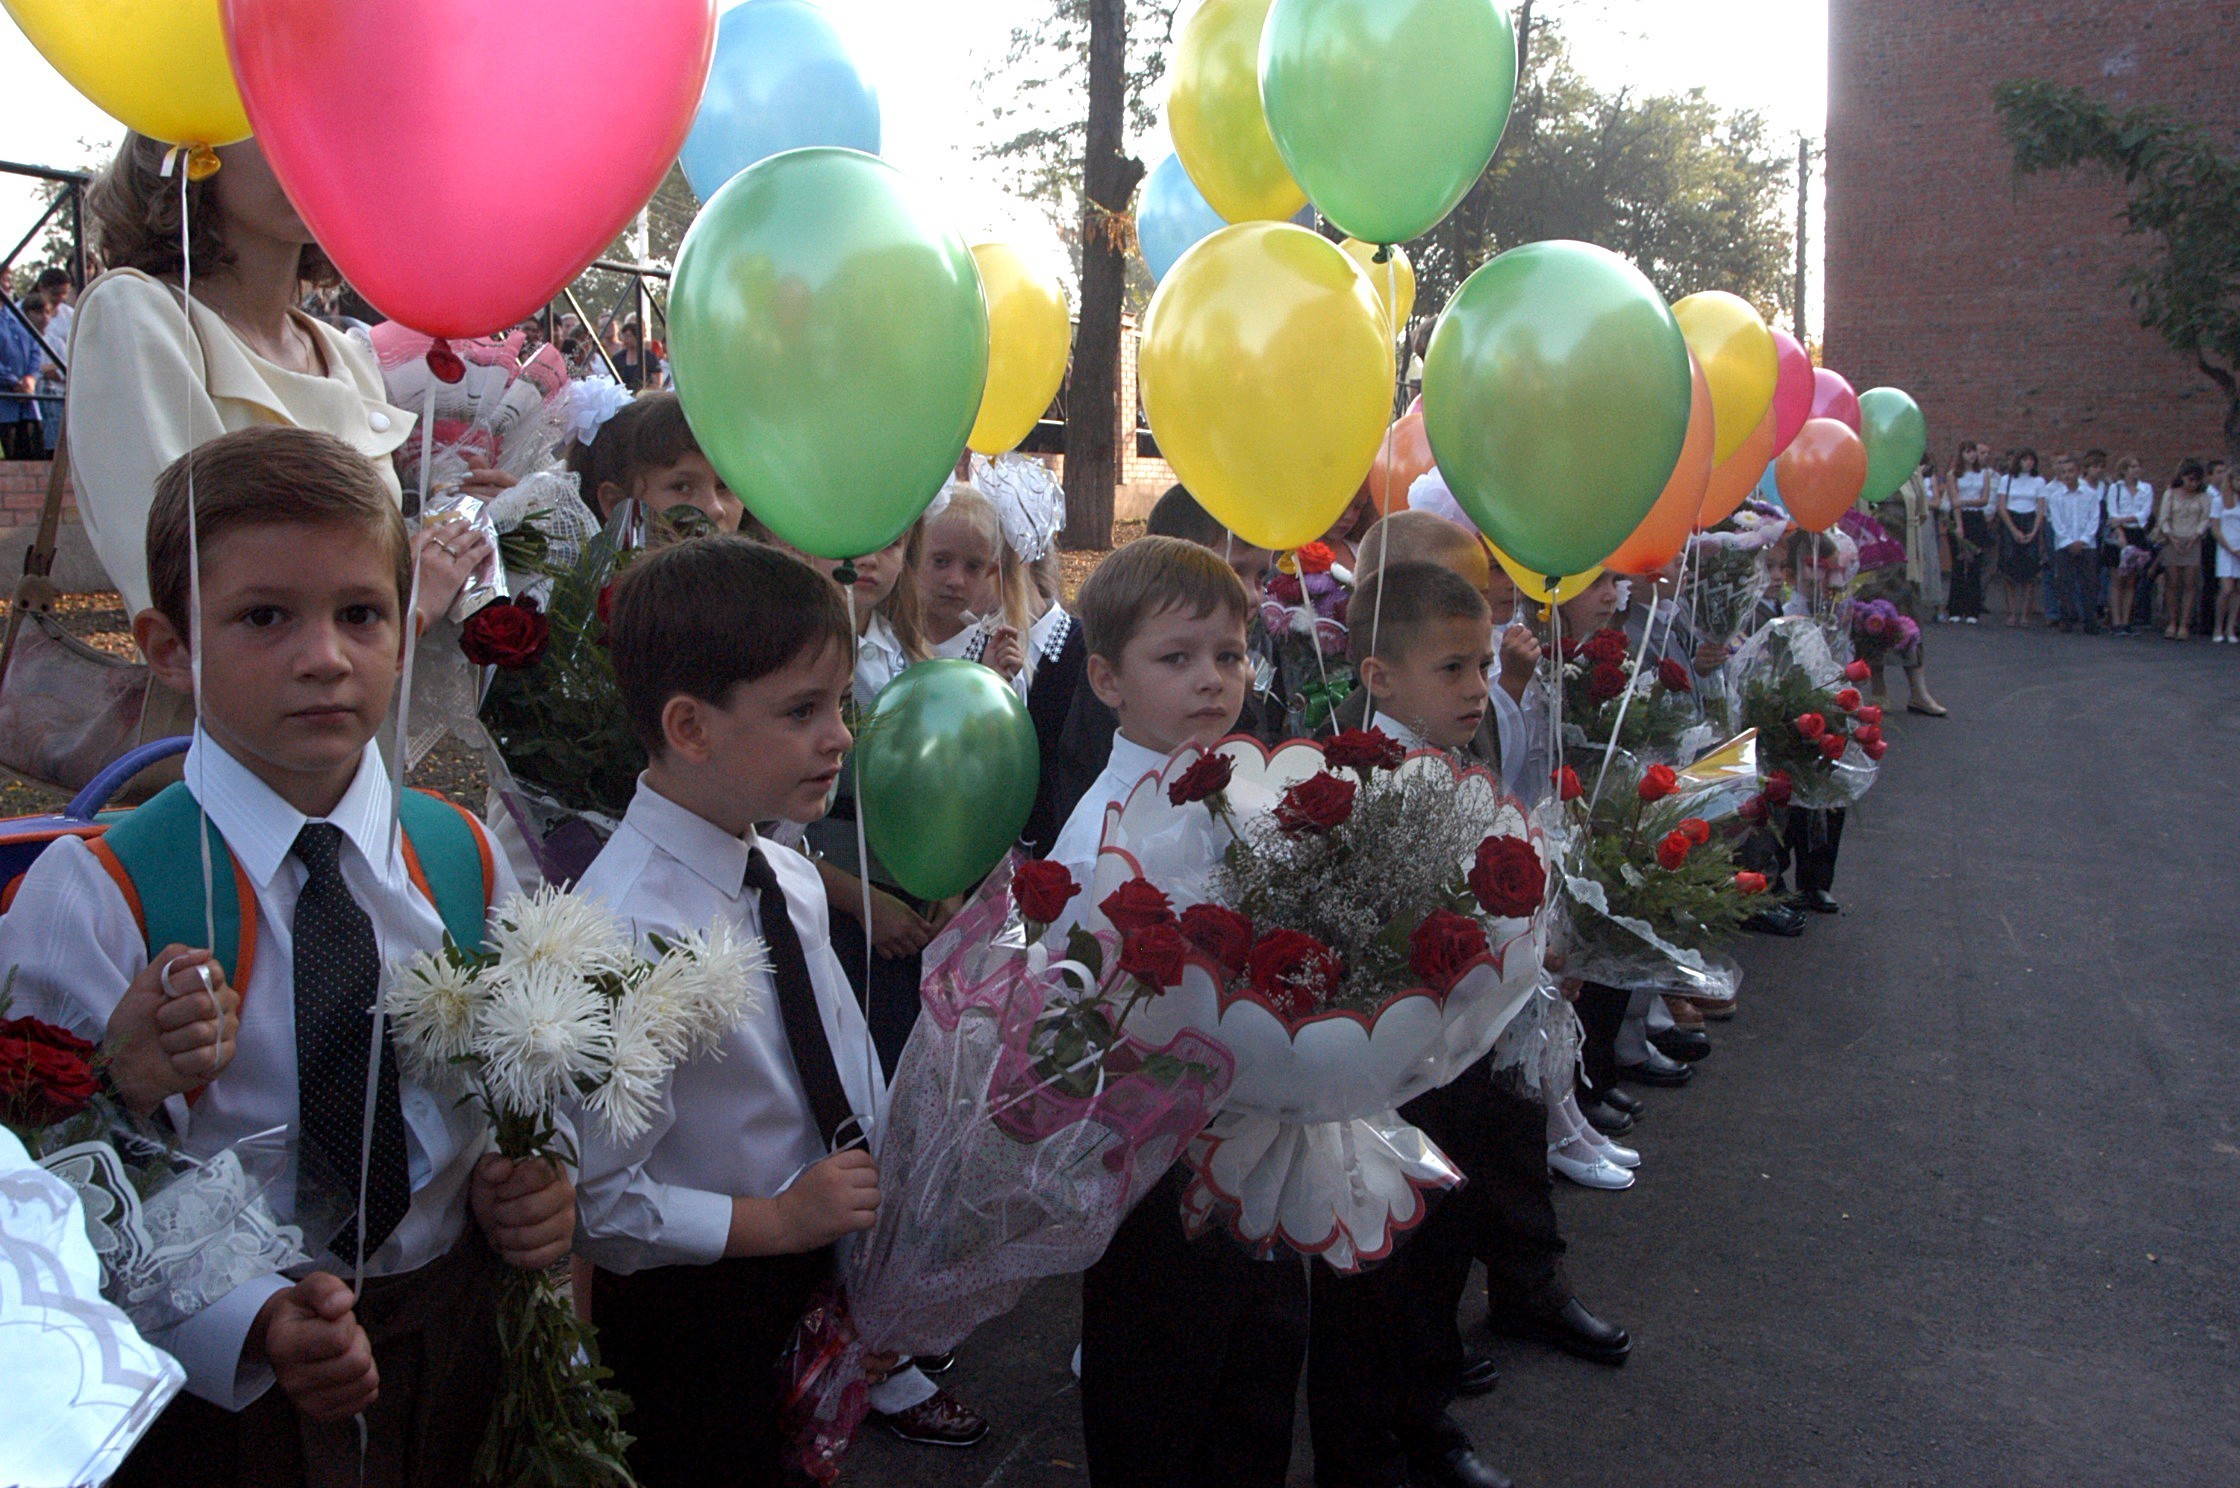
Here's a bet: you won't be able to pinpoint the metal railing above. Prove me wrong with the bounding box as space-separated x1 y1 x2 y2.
1 159 89 420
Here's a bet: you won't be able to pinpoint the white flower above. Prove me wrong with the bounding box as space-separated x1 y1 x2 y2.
484 888 632 980
586 993 670 1143
383 950 481 1094
471 959 614 1118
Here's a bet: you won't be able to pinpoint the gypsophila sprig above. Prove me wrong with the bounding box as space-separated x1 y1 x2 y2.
382 887 765 1488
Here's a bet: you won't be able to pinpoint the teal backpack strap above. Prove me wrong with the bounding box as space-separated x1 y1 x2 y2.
397 790 496 953
88 782 253 989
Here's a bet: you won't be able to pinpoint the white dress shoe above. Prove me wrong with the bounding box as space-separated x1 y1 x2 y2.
1586 1133 1641 1168
1548 1141 1636 1190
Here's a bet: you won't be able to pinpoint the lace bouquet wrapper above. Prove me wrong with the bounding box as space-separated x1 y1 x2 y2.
1728 616 1886 811
782 855 1234 1481
1078 736 1548 1271
1553 756 1758 1003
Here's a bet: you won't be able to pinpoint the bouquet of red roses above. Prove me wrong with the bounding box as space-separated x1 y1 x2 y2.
1071 731 1548 1268
1556 627 1701 760
1732 616 1887 809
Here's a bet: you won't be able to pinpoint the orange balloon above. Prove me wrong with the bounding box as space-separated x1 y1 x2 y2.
1606 354 1715 576
1776 417 1870 533
1697 404 1777 528
1365 411 1436 515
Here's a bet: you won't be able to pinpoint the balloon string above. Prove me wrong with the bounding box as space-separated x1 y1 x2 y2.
841 571 879 1134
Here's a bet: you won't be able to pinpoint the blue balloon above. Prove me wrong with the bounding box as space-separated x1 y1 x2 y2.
679 0 880 200
1138 154 1230 283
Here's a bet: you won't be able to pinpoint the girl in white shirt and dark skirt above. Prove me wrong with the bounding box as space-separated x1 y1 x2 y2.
1996 448 2048 627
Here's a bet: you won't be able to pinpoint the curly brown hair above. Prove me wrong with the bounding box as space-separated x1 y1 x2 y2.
87 134 339 287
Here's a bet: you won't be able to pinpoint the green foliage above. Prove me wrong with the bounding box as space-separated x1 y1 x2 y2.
1738 665 1850 795
1565 762 1747 957
475 1265 637 1488
1994 78 2240 452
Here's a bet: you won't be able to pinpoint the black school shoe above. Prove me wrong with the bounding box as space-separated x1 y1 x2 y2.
1617 1047 1692 1087
880 1388 990 1448
1600 1086 1644 1117
1579 1093 1635 1136
1649 1026 1710 1063
1487 1290 1633 1367
1743 903 1807 936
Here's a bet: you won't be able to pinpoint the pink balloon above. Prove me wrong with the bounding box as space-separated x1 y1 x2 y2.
224 0 716 339
1405 392 1423 419
1810 367 1862 433
1769 328 1814 454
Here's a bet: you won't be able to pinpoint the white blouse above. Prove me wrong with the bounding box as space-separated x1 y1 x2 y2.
2001 474 2048 517
1953 469 1993 511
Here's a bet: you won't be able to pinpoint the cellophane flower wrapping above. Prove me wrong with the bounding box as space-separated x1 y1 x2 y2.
1555 626 1715 765
780 855 1234 1483
1687 511 1782 728
1730 616 1884 810
1079 738 1548 1271
385 888 765 1488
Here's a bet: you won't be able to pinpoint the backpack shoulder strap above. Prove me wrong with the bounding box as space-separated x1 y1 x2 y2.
92 782 257 994
398 790 496 953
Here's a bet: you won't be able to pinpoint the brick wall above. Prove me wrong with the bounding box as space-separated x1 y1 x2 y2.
0 460 72 523
1825 0 2239 471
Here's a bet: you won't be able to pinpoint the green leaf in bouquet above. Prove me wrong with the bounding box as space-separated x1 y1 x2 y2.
1064 926 1107 982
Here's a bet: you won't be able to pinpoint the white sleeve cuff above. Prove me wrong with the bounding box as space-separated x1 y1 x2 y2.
153 1272 290 1410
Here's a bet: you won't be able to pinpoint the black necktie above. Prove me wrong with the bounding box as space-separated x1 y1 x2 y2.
292 823 410 1261
743 846 855 1149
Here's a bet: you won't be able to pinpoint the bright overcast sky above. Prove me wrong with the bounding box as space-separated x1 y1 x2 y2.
3 0 1825 294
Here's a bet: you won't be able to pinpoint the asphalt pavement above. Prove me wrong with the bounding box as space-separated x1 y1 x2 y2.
850 623 2240 1488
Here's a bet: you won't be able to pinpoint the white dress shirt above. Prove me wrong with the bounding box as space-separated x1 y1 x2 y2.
1368 712 1429 751
1047 731 1173 904
1953 470 1993 512
2001 473 2048 517
0 731 518 1408
852 611 912 712
1486 637 1549 807
2106 479 2155 531
2044 482 2101 550
572 779 885 1275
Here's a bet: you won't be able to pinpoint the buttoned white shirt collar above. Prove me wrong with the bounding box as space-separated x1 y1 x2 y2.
620 775 753 901
1368 710 1429 751
853 612 910 708
185 726 399 891
1104 729 1172 791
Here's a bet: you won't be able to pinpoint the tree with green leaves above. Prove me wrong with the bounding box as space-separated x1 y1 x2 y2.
1995 78 2240 462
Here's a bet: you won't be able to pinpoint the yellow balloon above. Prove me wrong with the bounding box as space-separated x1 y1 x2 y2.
1168 0 1308 223
1340 239 1415 332
967 242 1071 456
1140 222 1393 551
1490 542 1603 606
1672 291 1778 465
4 0 250 148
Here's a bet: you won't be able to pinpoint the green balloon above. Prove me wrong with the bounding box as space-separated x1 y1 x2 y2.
855 660 1039 901
1857 387 1929 505
669 147 990 560
1422 240 1693 580
1259 0 1516 247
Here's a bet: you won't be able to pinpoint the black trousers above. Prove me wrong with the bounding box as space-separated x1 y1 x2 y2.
1782 805 1847 896
1576 980 1633 1094
1081 1165 1308 1488
1949 511 1991 619
593 1249 832 1488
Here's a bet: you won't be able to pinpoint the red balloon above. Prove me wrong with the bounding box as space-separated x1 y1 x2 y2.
1608 354 1715 575
224 0 716 339
1769 328 1814 454
1776 417 1869 533
1810 367 1861 433
1697 404 1776 528
1365 411 1436 516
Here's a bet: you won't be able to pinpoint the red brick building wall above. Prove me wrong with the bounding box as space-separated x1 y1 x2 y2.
1825 0 2239 473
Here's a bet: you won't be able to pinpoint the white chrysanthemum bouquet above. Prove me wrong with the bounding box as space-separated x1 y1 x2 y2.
384 887 766 1488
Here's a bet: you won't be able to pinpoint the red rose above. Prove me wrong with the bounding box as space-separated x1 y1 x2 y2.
1582 628 1629 666
461 599 551 670
1296 542 1337 575
1325 728 1406 775
1844 660 1873 683
1762 770 1794 807
1168 751 1235 807
1833 687 1863 711
1637 763 1679 802
1011 860 1080 926
1855 704 1884 727
1119 922 1189 990
1100 878 1176 934
1657 656 1693 693
1409 910 1489 992
1468 835 1546 918
1554 765 1584 802
1587 659 1629 703
1818 732 1849 762
1793 711 1827 740
1739 793 1768 822
596 582 617 628
1678 817 1711 846
1246 929 1344 1018
1276 772 1358 834
1655 831 1692 870
0 1015 100 1127
1733 871 1769 895
1854 723 1884 748
1180 904 1255 978
1267 572 1305 605
1862 737 1888 762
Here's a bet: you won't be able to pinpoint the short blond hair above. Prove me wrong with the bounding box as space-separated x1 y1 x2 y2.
1077 536 1251 662
1352 511 1491 592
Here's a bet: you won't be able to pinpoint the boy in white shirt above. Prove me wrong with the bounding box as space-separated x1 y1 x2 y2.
1053 536 1309 1488
2044 453 2104 633
0 427 570 1487
572 536 989 1481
